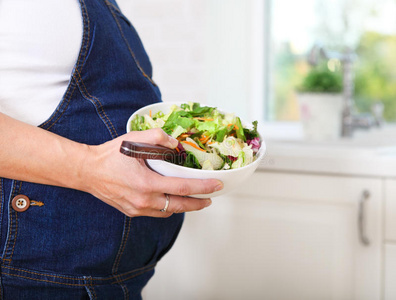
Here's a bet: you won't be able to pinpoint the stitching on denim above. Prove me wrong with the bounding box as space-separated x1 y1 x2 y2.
2 265 86 281
0 266 3 300
84 285 94 299
3 266 155 288
72 70 118 138
41 84 77 131
4 182 17 260
67 0 117 139
11 184 22 260
77 0 91 71
30 200 44 207
1 263 156 283
1 264 156 287
40 0 90 130
85 277 97 300
120 282 129 300
73 69 118 139
111 216 131 274
111 217 131 300
114 265 155 284
90 277 98 300
6 183 22 264
39 79 75 130
3 273 86 287
110 262 156 283
3 182 17 264
108 2 155 85
104 0 157 87
9 210 18 264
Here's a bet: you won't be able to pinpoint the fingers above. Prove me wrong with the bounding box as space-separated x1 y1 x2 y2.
119 191 212 218
147 193 212 218
124 128 178 149
105 129 224 218
154 175 223 197
140 175 222 218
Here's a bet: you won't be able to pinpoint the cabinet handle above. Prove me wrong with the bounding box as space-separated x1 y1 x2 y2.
358 190 370 246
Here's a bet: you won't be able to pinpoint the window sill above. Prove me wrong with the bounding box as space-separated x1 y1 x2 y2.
260 121 304 141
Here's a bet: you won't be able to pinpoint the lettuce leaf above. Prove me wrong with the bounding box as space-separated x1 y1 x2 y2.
162 111 195 136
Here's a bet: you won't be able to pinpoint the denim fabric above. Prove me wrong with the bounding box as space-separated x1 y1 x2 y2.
0 0 184 298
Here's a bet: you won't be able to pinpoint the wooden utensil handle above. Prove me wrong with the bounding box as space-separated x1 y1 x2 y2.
120 141 179 160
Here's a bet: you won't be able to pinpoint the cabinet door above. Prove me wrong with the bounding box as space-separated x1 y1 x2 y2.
384 244 396 300
385 178 396 241
144 172 382 300
385 180 396 299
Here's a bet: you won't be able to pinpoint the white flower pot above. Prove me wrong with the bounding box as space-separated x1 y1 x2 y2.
297 93 344 141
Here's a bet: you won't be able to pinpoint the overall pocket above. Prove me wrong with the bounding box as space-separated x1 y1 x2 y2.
1 181 125 276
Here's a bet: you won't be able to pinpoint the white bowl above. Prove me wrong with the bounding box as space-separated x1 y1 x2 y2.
126 102 266 198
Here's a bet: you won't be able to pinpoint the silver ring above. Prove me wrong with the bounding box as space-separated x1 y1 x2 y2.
160 194 170 212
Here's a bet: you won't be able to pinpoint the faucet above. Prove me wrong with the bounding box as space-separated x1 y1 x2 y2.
308 44 377 137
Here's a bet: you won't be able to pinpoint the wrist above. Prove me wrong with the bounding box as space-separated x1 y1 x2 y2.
72 143 99 194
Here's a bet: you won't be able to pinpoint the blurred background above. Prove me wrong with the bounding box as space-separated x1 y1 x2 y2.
118 0 396 124
117 1 396 299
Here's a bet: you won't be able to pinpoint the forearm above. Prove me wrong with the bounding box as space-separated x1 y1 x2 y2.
0 113 219 217
0 112 90 191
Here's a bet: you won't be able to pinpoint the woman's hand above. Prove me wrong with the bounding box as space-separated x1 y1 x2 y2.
82 128 223 218
0 113 221 218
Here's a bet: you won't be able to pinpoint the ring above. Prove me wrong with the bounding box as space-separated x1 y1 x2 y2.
160 194 170 212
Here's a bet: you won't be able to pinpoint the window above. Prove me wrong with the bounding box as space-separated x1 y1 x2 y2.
268 0 396 122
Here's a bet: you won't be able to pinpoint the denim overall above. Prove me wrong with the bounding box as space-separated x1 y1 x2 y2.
0 0 184 298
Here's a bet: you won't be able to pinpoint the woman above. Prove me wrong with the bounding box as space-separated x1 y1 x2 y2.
0 0 222 298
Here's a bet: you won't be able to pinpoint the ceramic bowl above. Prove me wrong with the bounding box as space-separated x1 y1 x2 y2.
126 102 266 198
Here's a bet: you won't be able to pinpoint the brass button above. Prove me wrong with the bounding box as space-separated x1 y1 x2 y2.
11 195 30 212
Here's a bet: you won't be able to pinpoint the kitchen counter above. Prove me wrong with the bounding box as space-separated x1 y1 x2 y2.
259 125 396 178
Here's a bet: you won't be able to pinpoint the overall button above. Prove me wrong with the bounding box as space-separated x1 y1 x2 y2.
11 195 30 212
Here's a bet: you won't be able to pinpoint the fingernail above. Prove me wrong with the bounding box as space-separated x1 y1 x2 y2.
214 182 223 191
205 199 212 207
168 135 179 148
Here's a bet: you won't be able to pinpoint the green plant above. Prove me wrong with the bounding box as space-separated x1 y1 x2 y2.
297 66 343 93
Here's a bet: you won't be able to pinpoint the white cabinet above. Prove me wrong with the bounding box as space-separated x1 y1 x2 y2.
384 244 396 300
385 179 396 300
144 171 382 300
385 179 396 241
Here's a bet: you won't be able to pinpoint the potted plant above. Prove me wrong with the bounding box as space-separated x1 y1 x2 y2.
296 65 344 140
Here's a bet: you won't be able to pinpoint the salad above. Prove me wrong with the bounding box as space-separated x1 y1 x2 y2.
130 102 261 170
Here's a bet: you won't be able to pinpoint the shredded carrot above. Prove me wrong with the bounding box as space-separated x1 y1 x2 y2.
177 133 190 141
175 147 180 153
227 124 239 130
182 141 206 152
149 110 152 117
199 135 210 144
194 117 214 121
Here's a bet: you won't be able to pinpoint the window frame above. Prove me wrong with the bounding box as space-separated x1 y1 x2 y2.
251 0 302 139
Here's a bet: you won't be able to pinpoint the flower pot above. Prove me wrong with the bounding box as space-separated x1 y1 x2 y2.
297 93 344 141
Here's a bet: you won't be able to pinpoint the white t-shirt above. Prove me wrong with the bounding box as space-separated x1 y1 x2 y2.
0 0 82 126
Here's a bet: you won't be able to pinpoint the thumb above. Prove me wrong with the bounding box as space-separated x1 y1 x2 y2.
125 128 179 149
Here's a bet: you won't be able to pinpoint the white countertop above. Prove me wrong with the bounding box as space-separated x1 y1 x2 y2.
258 125 396 178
